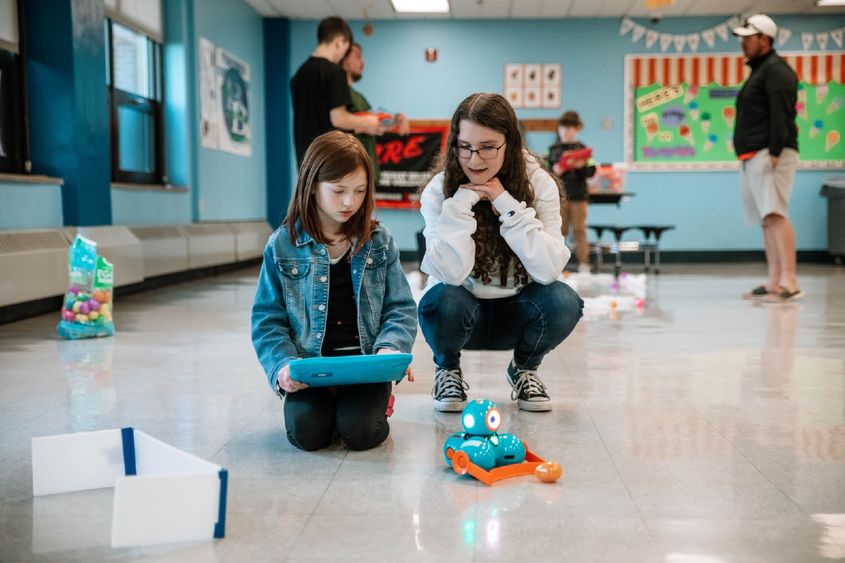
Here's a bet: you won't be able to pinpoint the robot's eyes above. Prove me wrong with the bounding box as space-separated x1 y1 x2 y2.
463 413 475 430
486 409 501 431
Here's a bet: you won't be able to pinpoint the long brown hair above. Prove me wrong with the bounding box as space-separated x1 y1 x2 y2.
439 93 534 286
286 131 377 253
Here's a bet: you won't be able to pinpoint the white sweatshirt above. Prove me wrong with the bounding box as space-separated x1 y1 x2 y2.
420 151 570 299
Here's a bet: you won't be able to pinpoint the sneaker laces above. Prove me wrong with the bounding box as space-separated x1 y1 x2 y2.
510 367 548 401
432 368 468 399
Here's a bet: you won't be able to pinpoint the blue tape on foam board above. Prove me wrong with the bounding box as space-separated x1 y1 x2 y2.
121 427 137 476
214 468 228 538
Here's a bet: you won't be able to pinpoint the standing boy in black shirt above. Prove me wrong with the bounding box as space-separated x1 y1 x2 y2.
290 17 385 165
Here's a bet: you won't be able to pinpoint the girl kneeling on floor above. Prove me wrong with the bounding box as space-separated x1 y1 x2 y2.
252 131 417 451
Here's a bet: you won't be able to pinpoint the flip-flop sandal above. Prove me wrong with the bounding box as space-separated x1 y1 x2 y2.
742 285 772 300
764 287 805 303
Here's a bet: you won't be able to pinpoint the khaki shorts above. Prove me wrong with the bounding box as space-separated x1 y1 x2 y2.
739 148 798 225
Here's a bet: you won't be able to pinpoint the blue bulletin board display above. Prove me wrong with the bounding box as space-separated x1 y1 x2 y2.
625 52 845 170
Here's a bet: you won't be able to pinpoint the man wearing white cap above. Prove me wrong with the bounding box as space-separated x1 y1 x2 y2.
733 14 802 303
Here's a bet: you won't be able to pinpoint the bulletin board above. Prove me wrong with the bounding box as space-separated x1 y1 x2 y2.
624 52 845 170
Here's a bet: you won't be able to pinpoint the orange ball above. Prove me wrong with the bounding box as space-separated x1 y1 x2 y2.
535 461 562 483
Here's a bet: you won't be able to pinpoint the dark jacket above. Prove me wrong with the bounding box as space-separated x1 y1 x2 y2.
733 50 798 157
547 141 596 201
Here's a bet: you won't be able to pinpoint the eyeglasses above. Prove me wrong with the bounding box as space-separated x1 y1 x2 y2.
456 141 506 161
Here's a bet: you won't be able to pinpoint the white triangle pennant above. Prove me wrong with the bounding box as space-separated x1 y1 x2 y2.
631 24 646 43
674 35 687 52
715 24 728 42
801 32 814 50
816 32 829 50
727 16 741 30
687 33 700 52
660 33 673 52
832 28 844 48
620 17 635 36
702 29 716 48
646 30 660 48
778 28 792 47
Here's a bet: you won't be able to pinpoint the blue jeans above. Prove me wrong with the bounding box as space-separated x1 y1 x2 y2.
418 282 583 370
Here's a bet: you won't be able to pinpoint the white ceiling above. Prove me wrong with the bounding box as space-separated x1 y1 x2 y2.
242 0 845 19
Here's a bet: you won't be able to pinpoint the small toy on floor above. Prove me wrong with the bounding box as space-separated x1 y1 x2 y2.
442 399 562 485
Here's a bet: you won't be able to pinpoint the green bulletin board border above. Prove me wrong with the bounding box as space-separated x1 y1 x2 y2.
624 52 845 171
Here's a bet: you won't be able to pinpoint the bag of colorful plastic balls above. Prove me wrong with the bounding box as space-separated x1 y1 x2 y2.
57 235 115 339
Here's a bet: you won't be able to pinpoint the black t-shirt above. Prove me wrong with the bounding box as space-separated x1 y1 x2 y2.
321 250 361 357
547 141 596 201
290 56 352 164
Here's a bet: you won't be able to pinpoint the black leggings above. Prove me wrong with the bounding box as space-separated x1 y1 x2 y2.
283 382 392 451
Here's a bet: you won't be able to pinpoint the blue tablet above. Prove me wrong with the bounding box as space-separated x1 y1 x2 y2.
288 354 413 387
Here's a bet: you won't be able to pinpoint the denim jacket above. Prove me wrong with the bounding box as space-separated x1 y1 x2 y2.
251 219 418 394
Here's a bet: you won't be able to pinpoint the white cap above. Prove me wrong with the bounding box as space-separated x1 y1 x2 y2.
732 14 778 39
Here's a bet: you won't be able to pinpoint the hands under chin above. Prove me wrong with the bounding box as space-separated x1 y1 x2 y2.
463 177 505 203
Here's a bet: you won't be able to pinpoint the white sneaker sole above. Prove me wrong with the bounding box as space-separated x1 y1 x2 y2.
434 399 467 412
517 399 553 412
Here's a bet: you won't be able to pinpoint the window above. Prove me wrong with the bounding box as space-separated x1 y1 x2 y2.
0 0 26 174
0 48 26 174
106 20 163 184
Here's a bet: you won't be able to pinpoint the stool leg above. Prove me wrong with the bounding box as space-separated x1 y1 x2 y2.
614 243 622 278
644 244 651 273
655 244 661 274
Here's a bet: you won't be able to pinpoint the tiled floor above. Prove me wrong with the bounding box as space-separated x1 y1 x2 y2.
1 263 844 562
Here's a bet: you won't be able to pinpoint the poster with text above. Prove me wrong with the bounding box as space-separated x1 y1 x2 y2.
214 47 251 157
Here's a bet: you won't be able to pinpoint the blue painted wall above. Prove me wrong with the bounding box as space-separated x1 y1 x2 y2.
0 183 63 229
23 0 112 227
264 18 292 229
192 0 266 222
291 15 845 252
4 0 269 230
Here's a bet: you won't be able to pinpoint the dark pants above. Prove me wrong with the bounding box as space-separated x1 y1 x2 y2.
283 382 392 451
418 281 583 370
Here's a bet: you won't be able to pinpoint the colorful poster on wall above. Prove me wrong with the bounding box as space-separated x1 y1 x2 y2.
214 47 251 157
198 39 252 157
625 52 845 169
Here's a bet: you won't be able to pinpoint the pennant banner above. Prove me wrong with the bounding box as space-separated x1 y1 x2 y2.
632 25 646 43
687 33 700 52
801 32 815 50
619 17 845 53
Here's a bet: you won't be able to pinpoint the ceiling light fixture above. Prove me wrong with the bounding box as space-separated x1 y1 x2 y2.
816 0 845 5
390 0 450 14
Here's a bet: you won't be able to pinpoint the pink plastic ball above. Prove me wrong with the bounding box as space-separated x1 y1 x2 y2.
62 309 76 321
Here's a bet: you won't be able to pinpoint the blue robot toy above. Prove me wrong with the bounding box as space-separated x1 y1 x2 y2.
442 399 526 471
